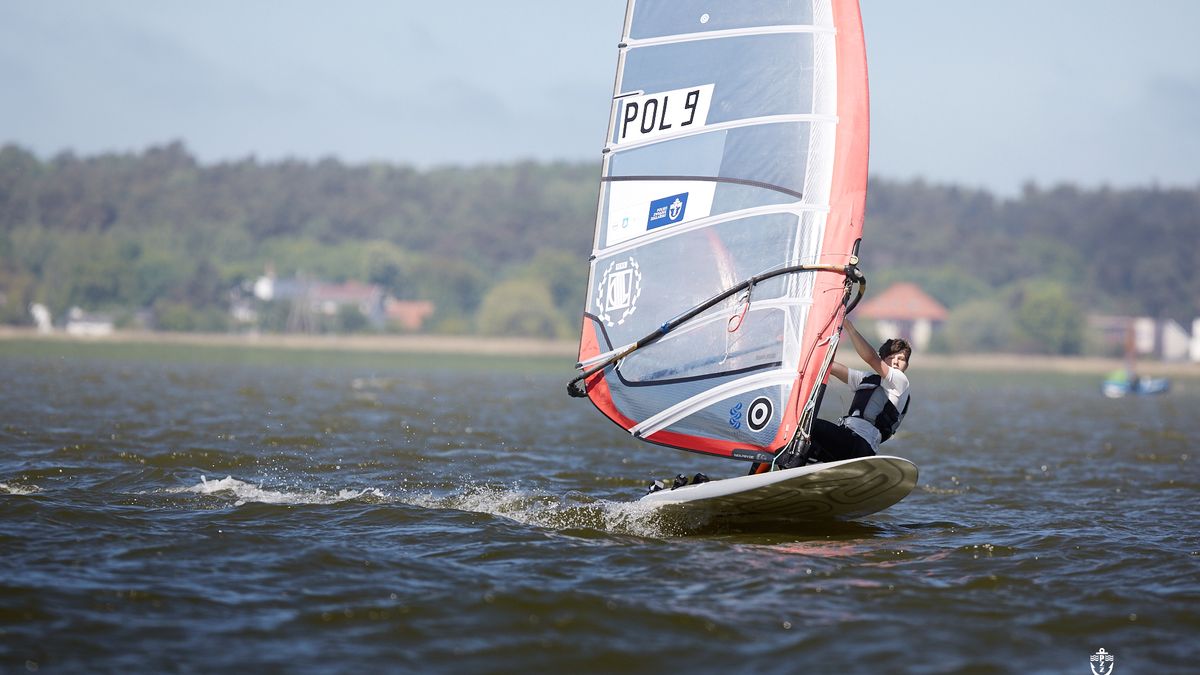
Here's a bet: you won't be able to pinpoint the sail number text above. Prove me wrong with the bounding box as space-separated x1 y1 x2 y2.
614 84 714 145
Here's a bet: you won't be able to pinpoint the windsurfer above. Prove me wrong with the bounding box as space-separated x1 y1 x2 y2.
785 319 911 466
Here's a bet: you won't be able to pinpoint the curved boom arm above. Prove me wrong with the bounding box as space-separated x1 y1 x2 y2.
568 260 866 398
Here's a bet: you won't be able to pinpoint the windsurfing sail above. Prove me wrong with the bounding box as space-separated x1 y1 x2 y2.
571 0 871 467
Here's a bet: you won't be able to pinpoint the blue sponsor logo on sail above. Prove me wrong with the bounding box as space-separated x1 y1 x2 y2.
646 192 688 230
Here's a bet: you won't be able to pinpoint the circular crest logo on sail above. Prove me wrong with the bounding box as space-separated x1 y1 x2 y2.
596 257 642 327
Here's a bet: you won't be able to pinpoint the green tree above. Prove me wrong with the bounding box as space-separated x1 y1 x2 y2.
476 279 569 338
509 248 588 328
335 304 369 333
1012 280 1084 354
939 297 1015 353
872 264 991 309
364 240 412 296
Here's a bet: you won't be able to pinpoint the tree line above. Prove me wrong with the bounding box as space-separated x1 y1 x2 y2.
1 142 1196 353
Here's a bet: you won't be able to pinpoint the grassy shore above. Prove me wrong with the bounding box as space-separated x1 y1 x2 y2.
0 327 577 373
2 326 1197 378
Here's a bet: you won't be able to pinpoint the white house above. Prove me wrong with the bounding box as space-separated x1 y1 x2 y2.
64 307 114 337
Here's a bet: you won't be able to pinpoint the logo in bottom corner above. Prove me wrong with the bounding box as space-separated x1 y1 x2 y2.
1089 648 1114 675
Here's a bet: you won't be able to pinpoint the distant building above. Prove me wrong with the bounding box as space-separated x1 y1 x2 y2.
309 280 386 324
246 272 434 332
1192 319 1200 362
1160 320 1191 361
855 282 948 351
1089 314 1194 362
65 307 114 337
385 299 435 331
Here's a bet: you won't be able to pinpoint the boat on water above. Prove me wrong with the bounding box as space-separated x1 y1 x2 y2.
1102 370 1169 398
567 0 915 519
1102 322 1170 398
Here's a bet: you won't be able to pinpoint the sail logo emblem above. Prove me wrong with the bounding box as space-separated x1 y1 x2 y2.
668 198 684 220
1089 648 1114 675
596 257 641 327
730 397 773 432
747 397 773 432
647 192 688 230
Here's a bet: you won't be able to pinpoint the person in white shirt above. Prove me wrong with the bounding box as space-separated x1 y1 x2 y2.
803 319 911 464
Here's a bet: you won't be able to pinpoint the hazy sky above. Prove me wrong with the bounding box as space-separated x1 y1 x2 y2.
2 1 1197 196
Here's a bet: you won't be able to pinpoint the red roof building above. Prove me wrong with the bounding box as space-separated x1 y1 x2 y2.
385 299 436 332
855 282 948 350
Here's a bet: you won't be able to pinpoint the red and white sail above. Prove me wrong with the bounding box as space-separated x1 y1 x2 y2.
576 0 870 464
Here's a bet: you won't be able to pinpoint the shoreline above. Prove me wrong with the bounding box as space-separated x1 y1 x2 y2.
1 327 1197 377
0 326 579 358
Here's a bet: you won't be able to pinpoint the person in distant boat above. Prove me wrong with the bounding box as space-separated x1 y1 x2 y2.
784 319 911 467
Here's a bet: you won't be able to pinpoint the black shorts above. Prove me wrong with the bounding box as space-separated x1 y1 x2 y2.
810 418 875 463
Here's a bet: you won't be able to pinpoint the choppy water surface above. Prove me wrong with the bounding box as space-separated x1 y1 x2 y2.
1 345 1196 673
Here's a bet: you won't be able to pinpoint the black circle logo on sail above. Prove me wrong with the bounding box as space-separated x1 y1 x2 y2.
746 396 773 432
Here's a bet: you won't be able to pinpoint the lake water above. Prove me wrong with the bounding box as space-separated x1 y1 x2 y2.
1 342 1196 673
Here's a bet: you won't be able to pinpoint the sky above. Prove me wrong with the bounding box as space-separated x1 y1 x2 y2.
2 0 1198 196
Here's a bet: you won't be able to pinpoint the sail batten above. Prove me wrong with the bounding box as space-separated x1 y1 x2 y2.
604 114 839 155
623 24 837 49
574 0 870 463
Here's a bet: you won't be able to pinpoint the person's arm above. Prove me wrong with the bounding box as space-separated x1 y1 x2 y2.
829 360 849 383
843 319 889 378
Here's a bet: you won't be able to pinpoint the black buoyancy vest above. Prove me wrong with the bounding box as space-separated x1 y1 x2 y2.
847 374 910 442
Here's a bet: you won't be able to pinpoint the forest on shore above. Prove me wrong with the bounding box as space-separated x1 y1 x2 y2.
1 142 1197 355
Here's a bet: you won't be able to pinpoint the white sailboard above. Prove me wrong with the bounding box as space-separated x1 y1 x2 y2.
570 0 914 521
642 456 917 521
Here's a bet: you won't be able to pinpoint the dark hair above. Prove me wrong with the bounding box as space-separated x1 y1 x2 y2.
878 338 912 361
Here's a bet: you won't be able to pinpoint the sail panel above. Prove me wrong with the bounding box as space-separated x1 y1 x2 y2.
637 379 801 448
616 34 821 131
629 0 817 40
588 212 813 340
607 122 818 199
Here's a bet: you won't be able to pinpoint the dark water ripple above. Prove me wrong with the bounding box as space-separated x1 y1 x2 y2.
1 353 1197 673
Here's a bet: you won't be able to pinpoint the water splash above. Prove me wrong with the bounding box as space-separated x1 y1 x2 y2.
166 475 681 535
0 482 40 495
171 475 387 507
400 483 680 538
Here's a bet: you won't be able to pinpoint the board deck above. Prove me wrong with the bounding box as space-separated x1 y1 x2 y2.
640 455 918 521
